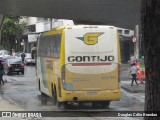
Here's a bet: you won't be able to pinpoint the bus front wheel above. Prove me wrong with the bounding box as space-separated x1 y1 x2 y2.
52 89 57 106
41 92 47 105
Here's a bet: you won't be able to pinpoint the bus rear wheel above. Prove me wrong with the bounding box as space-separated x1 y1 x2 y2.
102 101 110 109
57 102 67 110
92 101 103 108
92 101 110 109
52 89 57 106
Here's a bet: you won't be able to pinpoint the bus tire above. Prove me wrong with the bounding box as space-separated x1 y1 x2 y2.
57 102 67 110
41 92 47 105
92 101 99 108
52 89 57 106
79 102 84 108
92 101 104 109
41 92 45 96
57 101 62 108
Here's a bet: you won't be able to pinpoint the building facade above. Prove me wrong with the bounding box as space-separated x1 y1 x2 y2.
117 28 135 63
20 17 74 53
20 17 141 63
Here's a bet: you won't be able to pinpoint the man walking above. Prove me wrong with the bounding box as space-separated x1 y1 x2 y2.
21 52 26 64
12 49 16 58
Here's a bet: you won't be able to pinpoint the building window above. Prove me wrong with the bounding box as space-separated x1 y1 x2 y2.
124 30 130 34
28 25 35 32
37 17 49 22
118 30 123 34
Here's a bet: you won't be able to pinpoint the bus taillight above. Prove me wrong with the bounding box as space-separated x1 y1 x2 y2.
118 64 121 82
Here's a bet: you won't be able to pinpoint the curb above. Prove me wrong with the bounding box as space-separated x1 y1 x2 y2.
121 85 145 93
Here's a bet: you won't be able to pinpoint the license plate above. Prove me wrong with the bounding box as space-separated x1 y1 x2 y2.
15 69 19 71
87 92 97 96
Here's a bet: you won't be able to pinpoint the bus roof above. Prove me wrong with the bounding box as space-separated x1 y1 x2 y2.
44 25 116 36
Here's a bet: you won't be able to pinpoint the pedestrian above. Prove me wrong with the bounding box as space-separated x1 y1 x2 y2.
21 52 26 64
128 55 136 66
0 60 4 85
31 46 36 59
12 49 16 58
129 63 138 86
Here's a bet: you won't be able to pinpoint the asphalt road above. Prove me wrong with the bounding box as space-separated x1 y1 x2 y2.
0 66 144 117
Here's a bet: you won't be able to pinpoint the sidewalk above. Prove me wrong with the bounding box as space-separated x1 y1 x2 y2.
0 78 24 111
121 81 145 93
0 89 24 111
120 64 130 71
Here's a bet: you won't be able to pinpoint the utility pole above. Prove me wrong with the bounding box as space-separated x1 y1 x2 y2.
134 25 139 59
50 18 52 30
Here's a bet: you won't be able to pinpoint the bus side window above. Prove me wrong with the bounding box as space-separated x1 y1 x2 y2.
57 39 60 57
45 34 61 58
53 40 56 57
42 38 46 56
54 40 58 57
53 35 61 58
39 36 43 56
50 38 54 57
38 37 41 56
46 37 51 57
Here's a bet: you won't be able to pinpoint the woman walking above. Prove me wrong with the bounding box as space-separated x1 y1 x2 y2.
129 63 138 86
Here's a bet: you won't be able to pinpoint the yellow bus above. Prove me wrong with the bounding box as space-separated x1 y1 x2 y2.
36 25 121 109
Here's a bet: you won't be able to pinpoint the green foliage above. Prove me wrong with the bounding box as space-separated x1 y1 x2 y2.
1 15 26 51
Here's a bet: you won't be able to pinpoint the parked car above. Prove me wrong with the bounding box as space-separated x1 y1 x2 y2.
3 58 24 75
24 53 36 65
14 52 22 60
0 50 10 58
0 56 14 65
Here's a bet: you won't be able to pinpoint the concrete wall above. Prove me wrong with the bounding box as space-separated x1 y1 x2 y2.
20 17 38 26
0 0 141 29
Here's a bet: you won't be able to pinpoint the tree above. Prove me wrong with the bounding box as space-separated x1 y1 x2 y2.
141 0 160 119
1 15 26 51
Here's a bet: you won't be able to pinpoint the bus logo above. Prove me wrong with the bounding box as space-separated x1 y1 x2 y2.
76 32 103 45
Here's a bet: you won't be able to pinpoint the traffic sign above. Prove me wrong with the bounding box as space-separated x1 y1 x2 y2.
21 42 24 46
132 36 137 42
